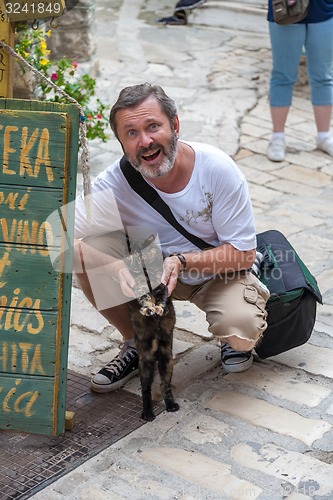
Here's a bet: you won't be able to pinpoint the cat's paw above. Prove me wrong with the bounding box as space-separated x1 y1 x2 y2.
140 305 156 316
141 410 156 421
166 402 180 413
154 304 165 316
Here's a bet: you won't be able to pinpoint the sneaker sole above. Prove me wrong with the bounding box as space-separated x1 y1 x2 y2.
90 369 139 393
222 356 253 374
267 154 285 162
267 141 285 162
174 0 207 12
317 145 333 156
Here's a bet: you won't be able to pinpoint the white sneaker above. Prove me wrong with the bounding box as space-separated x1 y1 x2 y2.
317 136 333 157
267 138 286 162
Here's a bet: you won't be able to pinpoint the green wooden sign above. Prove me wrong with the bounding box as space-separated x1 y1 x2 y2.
0 98 79 435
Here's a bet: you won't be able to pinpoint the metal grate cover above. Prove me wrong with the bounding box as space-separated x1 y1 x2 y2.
0 371 163 500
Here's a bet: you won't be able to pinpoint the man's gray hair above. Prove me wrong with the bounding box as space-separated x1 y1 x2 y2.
109 83 177 139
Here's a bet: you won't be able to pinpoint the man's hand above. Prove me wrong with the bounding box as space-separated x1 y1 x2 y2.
161 255 182 296
75 239 137 298
111 260 136 297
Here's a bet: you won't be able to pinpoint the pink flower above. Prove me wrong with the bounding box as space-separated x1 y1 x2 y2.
51 73 58 81
87 114 93 120
97 114 103 120
73 61 78 69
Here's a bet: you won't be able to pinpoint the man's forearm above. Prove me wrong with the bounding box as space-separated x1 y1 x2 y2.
73 238 125 275
181 244 256 276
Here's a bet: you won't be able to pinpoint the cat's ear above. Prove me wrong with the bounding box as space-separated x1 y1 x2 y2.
139 234 156 250
146 234 156 245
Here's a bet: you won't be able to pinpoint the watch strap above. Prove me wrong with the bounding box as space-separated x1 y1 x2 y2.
169 252 187 272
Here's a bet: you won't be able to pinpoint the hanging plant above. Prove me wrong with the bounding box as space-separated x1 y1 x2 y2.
15 26 109 142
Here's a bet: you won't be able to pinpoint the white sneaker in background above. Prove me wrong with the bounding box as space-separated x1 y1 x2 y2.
317 136 333 157
267 137 286 162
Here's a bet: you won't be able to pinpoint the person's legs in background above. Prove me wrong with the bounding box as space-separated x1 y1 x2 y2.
174 0 207 11
306 17 333 156
268 22 305 161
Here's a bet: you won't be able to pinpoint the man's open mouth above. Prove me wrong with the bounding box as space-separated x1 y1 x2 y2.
141 149 161 162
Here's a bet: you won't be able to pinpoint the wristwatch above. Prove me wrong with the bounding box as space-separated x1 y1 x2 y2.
169 253 187 272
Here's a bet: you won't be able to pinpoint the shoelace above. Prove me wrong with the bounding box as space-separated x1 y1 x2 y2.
220 342 248 357
103 344 137 376
220 342 237 356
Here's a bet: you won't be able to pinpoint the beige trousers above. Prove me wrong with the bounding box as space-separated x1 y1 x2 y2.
173 271 270 350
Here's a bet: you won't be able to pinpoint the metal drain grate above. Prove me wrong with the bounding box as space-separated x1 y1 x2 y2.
0 371 163 500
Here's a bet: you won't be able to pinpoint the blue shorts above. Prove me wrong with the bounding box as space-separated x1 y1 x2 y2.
269 17 333 107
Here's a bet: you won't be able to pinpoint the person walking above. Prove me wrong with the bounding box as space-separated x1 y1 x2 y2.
267 0 333 162
73 83 270 393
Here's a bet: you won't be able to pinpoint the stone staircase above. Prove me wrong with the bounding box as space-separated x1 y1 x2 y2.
187 0 268 33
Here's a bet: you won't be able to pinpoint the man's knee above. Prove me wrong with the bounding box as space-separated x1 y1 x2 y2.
212 307 268 350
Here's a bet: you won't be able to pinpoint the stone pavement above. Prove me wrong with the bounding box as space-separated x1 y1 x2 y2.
33 1 333 498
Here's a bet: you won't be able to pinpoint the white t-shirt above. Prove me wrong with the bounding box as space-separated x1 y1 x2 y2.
74 141 256 285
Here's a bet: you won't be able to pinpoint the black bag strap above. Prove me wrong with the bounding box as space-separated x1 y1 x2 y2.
120 156 214 250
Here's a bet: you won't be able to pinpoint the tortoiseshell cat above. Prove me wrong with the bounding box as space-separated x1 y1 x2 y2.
125 234 179 421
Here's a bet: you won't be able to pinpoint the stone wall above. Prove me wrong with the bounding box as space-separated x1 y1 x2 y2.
13 0 96 98
47 0 96 62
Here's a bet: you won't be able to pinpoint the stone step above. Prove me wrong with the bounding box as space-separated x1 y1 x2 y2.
206 390 332 446
187 0 268 33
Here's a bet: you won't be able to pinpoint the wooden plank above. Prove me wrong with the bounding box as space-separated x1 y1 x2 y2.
0 109 69 188
0 18 14 98
0 184 64 216
0 374 57 435
0 99 79 204
0 310 58 376
65 410 76 431
0 244 61 302
44 101 79 436
0 186 64 250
